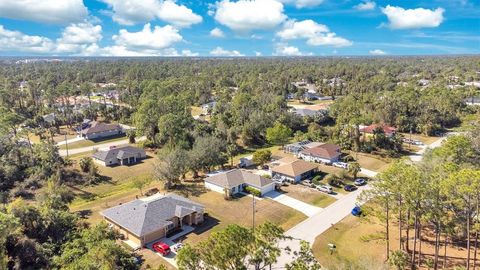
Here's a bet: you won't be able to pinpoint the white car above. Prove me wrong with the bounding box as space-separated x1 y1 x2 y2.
172 243 183 252
316 185 333 194
333 162 348 169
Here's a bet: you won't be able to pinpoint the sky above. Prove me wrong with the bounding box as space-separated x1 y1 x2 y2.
0 0 478 57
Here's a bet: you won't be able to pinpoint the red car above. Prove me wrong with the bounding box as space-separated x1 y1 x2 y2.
152 242 171 256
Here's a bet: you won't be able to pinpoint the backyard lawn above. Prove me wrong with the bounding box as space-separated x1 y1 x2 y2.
279 184 337 208
59 134 127 149
68 153 158 223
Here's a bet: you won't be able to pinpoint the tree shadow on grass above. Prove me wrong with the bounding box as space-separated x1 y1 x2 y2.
174 183 208 198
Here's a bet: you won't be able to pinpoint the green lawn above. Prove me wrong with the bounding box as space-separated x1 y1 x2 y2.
279 184 337 208
59 135 127 149
182 189 307 243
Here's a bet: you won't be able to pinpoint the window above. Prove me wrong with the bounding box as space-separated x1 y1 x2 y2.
167 223 175 230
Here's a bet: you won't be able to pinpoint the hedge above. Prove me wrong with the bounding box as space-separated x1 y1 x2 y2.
245 186 262 197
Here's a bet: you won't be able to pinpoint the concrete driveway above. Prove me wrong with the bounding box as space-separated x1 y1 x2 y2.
272 185 371 268
265 191 322 217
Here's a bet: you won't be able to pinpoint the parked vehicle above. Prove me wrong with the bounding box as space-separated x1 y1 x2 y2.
354 178 367 186
152 242 171 256
301 179 315 188
273 175 288 186
316 185 333 194
333 162 348 169
172 243 183 252
351 206 362 216
344 185 357 192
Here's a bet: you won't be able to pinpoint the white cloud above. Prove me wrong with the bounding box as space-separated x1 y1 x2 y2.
210 46 244 56
157 0 202 28
214 0 287 32
210 28 225 38
381 5 445 29
277 20 353 47
56 22 103 55
354 1 376 11
101 0 202 27
255 51 262 56
307 32 352 47
0 25 55 53
181 50 199 56
113 23 183 51
369 49 387 55
0 23 192 57
0 0 88 24
279 0 324 8
57 23 102 44
277 20 329 39
275 44 304 56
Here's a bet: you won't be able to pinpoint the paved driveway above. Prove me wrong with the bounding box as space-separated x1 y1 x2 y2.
272 185 371 268
264 191 323 217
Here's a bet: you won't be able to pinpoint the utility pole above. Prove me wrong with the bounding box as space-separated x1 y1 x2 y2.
64 133 69 158
252 193 256 233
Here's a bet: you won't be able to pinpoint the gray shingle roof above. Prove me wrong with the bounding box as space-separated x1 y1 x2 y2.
92 146 145 162
100 193 204 237
204 169 273 189
81 121 121 135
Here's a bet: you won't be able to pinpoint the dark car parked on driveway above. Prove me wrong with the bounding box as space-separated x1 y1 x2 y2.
344 184 357 192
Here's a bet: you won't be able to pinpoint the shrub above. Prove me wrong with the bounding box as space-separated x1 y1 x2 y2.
245 186 262 197
312 175 322 185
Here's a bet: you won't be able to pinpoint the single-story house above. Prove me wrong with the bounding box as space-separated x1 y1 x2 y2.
79 121 123 139
92 145 146 166
42 113 56 125
204 169 275 196
298 143 341 164
284 140 324 155
239 155 254 168
360 124 397 137
270 158 319 183
201 101 217 115
101 193 204 247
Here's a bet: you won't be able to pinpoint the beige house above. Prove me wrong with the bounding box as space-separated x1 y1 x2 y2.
101 194 204 247
270 157 319 183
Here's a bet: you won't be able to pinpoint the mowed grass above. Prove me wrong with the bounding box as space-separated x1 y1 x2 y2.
182 190 307 243
279 184 337 208
352 152 391 172
59 135 127 149
313 215 389 270
399 133 441 145
68 154 158 223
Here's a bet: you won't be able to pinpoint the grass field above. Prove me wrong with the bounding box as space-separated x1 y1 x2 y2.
313 209 477 270
59 135 127 149
279 184 337 208
181 189 307 243
350 152 391 172
68 153 158 223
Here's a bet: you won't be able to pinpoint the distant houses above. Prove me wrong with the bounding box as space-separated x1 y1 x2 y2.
92 146 146 166
201 101 217 115
360 124 397 137
204 169 275 196
101 193 204 248
79 121 124 140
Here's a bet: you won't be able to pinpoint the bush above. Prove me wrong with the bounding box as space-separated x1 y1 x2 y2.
312 175 322 185
245 186 262 197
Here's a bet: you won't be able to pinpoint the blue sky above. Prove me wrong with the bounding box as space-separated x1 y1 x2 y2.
0 0 478 56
